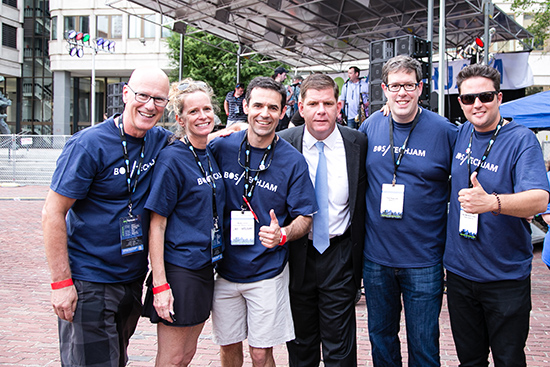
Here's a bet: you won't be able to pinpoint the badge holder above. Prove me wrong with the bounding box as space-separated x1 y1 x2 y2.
231 210 255 246
119 214 144 256
211 218 223 262
459 209 478 240
380 183 405 219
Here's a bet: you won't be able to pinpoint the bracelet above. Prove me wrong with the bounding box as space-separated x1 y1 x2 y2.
51 278 73 290
492 192 501 216
279 228 287 246
153 283 170 294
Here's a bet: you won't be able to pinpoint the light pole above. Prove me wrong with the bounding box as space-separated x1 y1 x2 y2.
66 30 116 126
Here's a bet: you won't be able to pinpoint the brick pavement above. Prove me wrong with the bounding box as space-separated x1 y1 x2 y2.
1 184 549 366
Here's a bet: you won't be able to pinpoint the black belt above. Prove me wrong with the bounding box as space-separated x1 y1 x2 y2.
308 227 351 247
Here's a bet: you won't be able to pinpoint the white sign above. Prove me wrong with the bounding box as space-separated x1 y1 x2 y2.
432 52 533 94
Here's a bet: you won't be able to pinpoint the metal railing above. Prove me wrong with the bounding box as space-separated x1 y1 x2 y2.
0 135 71 185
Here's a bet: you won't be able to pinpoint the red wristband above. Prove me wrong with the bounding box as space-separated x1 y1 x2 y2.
153 283 170 294
279 228 287 246
51 278 73 290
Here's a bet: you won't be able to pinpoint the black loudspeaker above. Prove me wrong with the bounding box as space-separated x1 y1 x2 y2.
395 35 430 58
106 82 125 117
369 102 386 116
370 40 395 62
370 61 384 82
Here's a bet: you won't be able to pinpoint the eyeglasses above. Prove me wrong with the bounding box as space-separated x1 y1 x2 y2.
386 83 419 92
459 91 498 105
178 81 208 91
126 84 169 107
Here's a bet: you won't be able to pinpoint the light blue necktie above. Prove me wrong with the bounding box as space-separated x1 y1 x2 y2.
313 141 330 254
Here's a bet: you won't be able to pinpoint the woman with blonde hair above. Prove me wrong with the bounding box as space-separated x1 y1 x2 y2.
143 78 226 366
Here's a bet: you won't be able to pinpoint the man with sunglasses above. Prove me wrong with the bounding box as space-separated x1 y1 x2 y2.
209 76 317 367
444 63 549 366
358 55 457 366
42 67 172 366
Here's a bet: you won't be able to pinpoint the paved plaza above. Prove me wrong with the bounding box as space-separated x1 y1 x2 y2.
1 184 549 366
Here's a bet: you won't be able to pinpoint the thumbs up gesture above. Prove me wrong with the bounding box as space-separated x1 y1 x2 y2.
259 209 282 248
458 172 493 214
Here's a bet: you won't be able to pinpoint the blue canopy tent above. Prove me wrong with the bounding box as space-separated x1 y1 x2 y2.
500 91 550 129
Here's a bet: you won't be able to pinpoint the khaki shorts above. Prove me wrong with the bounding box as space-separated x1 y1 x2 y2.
212 264 295 348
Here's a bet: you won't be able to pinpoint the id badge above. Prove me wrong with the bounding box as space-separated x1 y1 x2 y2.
211 226 223 263
459 209 478 240
380 183 405 219
119 215 144 256
231 210 255 246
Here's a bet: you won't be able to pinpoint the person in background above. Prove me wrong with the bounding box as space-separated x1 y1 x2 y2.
272 66 291 131
339 66 368 129
224 83 247 127
279 73 367 367
286 75 303 119
209 76 317 367
445 63 550 367
359 55 457 366
42 67 172 366
143 79 226 366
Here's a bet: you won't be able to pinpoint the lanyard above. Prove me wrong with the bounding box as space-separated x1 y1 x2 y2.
183 137 219 228
388 108 421 185
466 117 504 188
239 134 277 209
117 116 146 216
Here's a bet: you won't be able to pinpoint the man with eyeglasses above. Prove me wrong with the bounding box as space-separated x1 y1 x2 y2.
444 63 549 366
209 76 317 367
358 55 457 366
42 67 172 367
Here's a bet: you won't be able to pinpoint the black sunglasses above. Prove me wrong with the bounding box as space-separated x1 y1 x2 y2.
459 91 498 105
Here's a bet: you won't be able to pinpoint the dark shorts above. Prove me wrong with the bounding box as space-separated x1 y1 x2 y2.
59 278 143 367
144 262 214 327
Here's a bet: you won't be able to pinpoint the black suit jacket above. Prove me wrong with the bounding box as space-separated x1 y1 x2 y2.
278 125 367 289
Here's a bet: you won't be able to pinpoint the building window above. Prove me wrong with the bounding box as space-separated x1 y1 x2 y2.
161 15 172 38
2 23 17 48
129 14 156 39
64 16 89 36
3 0 18 8
97 15 122 39
51 15 57 40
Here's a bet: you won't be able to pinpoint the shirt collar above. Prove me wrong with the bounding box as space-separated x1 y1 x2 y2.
303 125 340 151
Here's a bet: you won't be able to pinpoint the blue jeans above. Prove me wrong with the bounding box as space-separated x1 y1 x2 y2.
363 259 443 367
346 118 357 129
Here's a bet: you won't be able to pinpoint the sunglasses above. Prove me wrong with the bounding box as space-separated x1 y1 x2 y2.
459 91 498 105
178 81 208 91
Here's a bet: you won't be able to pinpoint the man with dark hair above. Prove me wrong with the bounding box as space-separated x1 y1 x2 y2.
358 55 457 366
445 63 549 366
42 67 172 366
339 66 368 129
209 76 317 367
224 83 247 126
279 74 367 367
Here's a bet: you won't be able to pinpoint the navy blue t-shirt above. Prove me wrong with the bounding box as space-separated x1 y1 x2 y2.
444 121 549 282
359 108 457 267
145 140 225 270
50 117 172 283
209 130 317 283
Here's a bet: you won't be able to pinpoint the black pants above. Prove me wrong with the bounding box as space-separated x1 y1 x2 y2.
446 271 531 367
287 236 357 367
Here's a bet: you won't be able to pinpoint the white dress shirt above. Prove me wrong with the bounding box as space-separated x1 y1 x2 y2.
303 127 350 238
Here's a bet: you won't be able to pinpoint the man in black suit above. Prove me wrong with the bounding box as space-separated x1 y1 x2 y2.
278 73 367 367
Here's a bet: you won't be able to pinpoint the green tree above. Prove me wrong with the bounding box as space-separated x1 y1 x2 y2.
511 0 550 47
165 29 290 122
